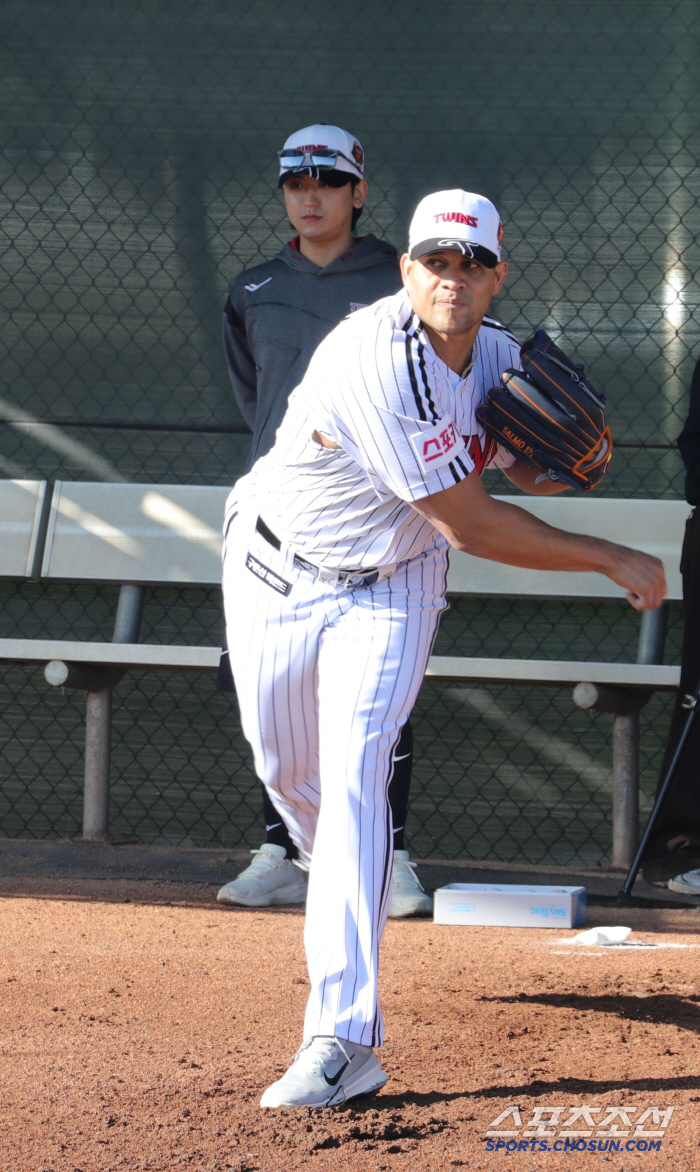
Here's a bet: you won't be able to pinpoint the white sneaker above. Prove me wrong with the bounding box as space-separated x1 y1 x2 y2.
216 844 308 907
667 869 700 895
260 1036 387 1108
387 850 432 917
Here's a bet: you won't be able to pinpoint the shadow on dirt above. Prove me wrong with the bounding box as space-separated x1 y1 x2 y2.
0 877 307 912
332 1073 700 1110
481 991 700 1034
472 1073 700 1098
337 1090 472 1112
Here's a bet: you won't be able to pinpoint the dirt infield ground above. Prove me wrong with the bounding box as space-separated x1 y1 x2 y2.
1 879 700 1172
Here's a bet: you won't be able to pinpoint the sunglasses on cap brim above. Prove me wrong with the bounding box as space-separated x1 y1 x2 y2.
278 148 358 170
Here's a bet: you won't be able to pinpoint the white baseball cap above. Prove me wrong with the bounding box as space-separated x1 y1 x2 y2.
278 124 365 186
408 190 504 268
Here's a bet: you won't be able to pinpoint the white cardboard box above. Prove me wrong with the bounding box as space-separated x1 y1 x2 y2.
433 883 587 928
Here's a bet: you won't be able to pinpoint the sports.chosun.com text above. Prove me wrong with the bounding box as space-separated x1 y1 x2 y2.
483 1105 675 1153
485 1138 663 1153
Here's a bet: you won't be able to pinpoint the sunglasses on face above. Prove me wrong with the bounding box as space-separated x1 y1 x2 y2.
278 148 356 170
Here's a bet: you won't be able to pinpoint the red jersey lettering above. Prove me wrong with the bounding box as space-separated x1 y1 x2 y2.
422 437 443 462
466 433 496 475
410 416 467 472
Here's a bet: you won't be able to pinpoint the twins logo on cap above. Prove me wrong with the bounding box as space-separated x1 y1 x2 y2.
408 190 503 268
278 123 365 185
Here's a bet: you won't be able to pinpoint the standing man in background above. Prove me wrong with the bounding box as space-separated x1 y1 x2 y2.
642 356 700 891
217 124 431 917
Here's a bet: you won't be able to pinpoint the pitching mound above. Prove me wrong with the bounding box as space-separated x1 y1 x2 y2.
1 878 699 1170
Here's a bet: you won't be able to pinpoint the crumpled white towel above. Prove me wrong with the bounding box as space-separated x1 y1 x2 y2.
571 926 632 945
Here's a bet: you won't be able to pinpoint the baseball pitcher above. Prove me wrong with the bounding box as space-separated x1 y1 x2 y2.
222 189 666 1109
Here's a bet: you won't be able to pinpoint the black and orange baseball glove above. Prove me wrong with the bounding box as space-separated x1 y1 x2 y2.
475 329 612 491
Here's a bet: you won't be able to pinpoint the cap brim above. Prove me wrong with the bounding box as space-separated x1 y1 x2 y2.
409 238 498 268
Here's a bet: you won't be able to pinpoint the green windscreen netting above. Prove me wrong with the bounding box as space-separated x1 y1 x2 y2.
0 0 697 861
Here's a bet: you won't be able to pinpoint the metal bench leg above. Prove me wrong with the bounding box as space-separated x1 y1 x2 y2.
113 584 145 645
610 604 668 868
80 584 146 842
612 711 639 867
83 686 112 842
574 603 668 869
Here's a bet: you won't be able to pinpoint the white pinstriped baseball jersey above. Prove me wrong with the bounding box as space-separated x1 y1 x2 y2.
242 288 521 570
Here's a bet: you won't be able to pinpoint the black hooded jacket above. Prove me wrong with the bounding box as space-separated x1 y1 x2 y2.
223 234 400 469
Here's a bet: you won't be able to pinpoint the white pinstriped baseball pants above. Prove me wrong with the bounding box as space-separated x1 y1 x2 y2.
222 505 448 1047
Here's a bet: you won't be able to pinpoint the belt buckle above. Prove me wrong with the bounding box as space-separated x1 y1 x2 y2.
316 565 340 586
343 569 379 589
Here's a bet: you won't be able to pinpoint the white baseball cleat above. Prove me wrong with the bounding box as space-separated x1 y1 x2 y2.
260 1036 388 1108
387 850 432 917
216 843 308 907
667 868 700 894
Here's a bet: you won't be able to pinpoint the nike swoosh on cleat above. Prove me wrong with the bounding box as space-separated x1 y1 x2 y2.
323 1058 351 1086
245 278 272 291
393 752 411 761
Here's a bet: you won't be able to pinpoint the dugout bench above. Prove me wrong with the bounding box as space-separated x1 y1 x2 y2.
0 477 687 866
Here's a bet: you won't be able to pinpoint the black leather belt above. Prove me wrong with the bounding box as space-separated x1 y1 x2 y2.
255 516 380 588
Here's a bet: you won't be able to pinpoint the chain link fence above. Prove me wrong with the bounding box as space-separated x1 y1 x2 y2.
1 0 698 861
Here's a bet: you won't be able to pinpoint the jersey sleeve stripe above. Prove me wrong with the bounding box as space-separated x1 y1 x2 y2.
402 317 440 423
402 331 428 422
416 333 439 422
